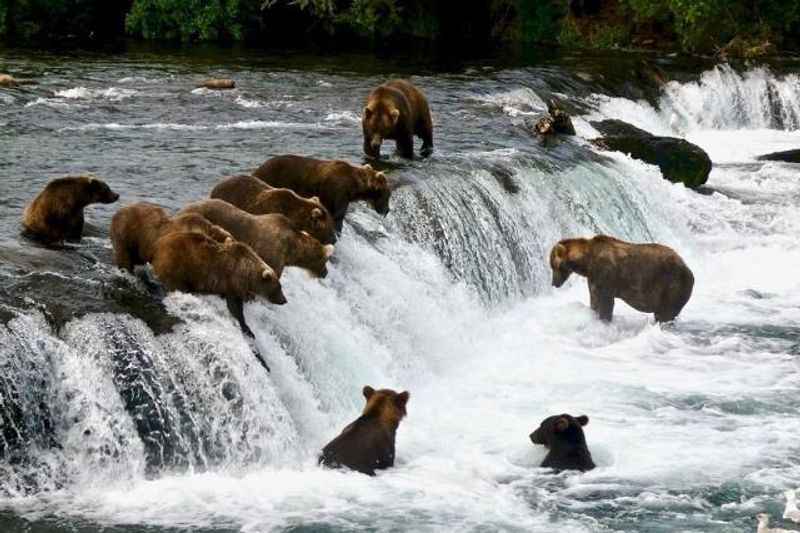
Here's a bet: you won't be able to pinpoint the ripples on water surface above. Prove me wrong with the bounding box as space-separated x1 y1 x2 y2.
0 48 799 532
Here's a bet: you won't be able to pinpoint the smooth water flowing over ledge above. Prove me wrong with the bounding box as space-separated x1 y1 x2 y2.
0 50 799 532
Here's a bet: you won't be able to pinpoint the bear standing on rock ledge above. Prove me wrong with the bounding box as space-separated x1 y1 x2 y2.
550 235 694 323
253 155 391 232
362 79 433 159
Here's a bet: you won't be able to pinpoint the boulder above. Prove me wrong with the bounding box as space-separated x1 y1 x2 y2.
525 99 576 138
197 78 235 90
590 119 712 189
0 74 18 88
756 148 800 163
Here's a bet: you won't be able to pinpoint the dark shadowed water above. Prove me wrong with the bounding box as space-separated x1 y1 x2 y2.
0 46 799 532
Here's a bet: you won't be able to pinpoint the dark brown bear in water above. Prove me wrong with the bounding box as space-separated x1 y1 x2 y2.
253 155 390 232
549 235 694 322
179 199 334 278
362 79 433 159
151 232 286 305
22 175 119 244
111 202 232 272
319 386 410 476
529 414 595 472
209 174 336 244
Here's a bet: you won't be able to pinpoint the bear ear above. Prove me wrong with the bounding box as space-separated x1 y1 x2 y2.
554 417 569 432
311 196 321 204
363 106 373 118
300 230 311 238
363 386 375 399
311 207 324 220
576 415 589 426
363 163 373 170
395 391 410 409
262 268 275 282
390 108 400 124
553 243 567 260
223 237 235 246
323 244 335 258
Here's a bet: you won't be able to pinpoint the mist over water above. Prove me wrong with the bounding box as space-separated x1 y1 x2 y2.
0 51 799 532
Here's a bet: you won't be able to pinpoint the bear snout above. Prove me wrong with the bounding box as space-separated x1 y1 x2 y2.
269 288 288 305
107 191 120 203
319 265 328 278
530 429 544 445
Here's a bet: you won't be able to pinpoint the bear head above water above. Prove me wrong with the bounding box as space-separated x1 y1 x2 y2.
319 385 410 476
529 413 595 472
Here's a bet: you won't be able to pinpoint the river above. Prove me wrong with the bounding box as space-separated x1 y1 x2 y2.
0 47 798 532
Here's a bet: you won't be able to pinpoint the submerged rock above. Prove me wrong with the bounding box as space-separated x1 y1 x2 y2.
198 78 236 90
590 119 712 189
756 148 800 163
0 74 17 88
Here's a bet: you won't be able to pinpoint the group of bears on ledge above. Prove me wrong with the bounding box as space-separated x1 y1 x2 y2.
18 78 694 476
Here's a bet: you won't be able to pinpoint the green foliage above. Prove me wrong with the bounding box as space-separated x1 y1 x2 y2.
125 0 262 41
1 0 798 52
515 0 566 44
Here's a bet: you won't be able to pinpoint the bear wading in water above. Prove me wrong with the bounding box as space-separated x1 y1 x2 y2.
362 79 433 159
550 235 694 322
22 175 119 244
111 202 233 272
252 155 390 233
209 174 336 245
530 413 595 472
319 386 410 476
179 199 334 278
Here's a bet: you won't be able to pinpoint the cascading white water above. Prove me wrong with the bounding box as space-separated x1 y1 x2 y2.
1 62 799 532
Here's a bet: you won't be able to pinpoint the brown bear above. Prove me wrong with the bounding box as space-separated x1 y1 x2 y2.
362 79 433 159
209 174 336 245
22 175 119 244
111 202 233 272
179 199 334 278
252 155 390 233
319 386 410 476
151 231 286 366
550 235 694 322
529 413 595 472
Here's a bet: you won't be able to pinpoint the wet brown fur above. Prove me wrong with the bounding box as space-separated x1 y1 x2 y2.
362 79 433 159
529 414 595 471
22 175 119 244
210 174 336 244
110 202 232 272
179 199 334 278
252 155 390 232
319 386 410 476
150 231 285 305
550 235 694 322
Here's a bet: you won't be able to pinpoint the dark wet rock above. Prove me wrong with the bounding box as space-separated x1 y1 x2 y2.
526 99 576 138
756 148 800 163
198 78 235 90
590 119 712 189
0 242 180 335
